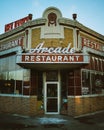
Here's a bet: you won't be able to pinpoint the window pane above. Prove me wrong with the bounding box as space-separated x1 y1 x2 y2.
9 56 16 71
23 69 30 95
91 73 104 94
15 70 23 95
46 71 58 81
1 58 9 72
15 70 23 80
9 71 15 80
82 71 90 95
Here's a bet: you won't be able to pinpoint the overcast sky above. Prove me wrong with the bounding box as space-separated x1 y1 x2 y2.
0 0 104 35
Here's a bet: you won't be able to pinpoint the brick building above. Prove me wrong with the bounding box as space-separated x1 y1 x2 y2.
0 7 104 117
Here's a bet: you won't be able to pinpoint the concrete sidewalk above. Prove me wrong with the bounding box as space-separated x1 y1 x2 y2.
0 111 104 130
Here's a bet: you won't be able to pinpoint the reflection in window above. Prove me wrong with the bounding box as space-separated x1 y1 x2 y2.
15 70 23 80
23 69 30 95
9 71 15 80
81 70 104 95
82 71 90 95
0 69 30 95
91 73 104 94
15 70 23 95
47 84 57 97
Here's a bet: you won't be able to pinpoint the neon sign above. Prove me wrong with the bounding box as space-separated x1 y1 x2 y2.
22 54 84 63
21 42 85 63
29 42 75 54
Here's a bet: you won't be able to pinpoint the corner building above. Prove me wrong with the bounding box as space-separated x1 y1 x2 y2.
0 7 104 117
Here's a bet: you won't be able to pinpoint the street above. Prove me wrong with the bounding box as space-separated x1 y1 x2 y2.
0 111 104 130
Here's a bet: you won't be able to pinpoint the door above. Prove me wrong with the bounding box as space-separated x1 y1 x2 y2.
45 82 60 114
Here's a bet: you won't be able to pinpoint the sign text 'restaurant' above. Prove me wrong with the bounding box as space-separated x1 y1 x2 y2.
0 37 24 52
22 54 83 63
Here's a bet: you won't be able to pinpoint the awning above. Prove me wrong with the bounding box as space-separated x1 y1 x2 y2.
16 53 89 70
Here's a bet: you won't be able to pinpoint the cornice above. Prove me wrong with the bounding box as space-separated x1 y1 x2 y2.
59 18 104 41
0 17 104 42
0 18 46 40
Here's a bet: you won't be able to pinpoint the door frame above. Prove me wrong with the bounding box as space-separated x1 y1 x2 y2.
45 82 60 114
43 71 61 114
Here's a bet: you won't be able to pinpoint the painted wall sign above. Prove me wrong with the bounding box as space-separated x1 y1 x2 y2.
29 42 75 54
82 37 104 52
22 54 84 63
5 14 32 32
0 36 24 52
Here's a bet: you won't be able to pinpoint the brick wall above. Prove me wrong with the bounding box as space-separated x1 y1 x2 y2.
0 95 37 116
68 95 104 117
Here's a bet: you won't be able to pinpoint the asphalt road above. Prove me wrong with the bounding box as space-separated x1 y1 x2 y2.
0 111 104 130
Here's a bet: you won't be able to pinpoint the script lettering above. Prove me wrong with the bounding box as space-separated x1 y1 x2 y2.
29 42 75 54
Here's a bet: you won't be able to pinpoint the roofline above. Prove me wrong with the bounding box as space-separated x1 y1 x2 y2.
0 17 104 41
59 18 104 41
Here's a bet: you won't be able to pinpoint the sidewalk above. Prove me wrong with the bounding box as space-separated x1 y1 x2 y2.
0 111 104 130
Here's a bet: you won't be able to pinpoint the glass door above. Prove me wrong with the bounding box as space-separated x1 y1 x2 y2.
45 82 59 114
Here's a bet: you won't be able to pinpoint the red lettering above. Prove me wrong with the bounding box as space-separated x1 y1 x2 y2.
82 37 104 52
22 54 84 63
5 15 31 32
5 23 13 32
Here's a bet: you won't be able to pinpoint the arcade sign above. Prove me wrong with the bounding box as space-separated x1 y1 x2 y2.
29 42 75 54
18 42 88 63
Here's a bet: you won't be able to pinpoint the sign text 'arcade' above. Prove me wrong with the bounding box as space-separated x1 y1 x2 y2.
29 42 75 54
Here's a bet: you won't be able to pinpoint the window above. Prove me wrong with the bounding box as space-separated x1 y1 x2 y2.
81 69 104 95
0 55 30 95
82 71 90 95
91 73 104 94
23 69 30 95
46 71 58 81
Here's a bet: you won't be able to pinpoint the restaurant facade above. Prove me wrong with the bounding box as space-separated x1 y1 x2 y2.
0 7 104 117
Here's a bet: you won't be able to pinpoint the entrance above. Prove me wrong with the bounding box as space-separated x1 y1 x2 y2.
44 71 60 114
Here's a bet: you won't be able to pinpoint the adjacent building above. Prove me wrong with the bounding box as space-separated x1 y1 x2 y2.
0 7 104 117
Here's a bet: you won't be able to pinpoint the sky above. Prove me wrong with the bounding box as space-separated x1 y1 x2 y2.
0 0 104 35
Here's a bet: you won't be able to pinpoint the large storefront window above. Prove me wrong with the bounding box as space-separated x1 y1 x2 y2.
81 69 104 95
23 69 30 95
0 69 30 95
82 71 90 94
91 73 104 94
0 55 30 95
